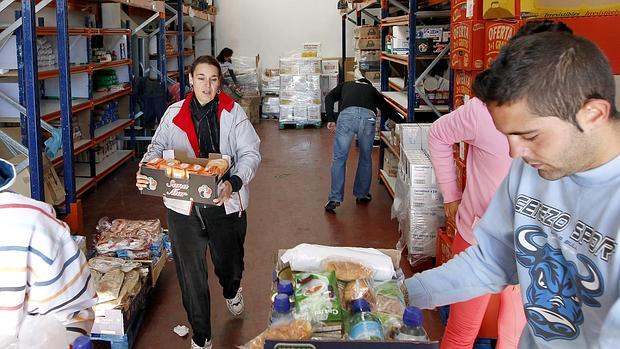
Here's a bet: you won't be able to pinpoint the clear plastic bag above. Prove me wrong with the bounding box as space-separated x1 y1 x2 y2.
18 315 67 349
238 319 312 349
321 258 374 281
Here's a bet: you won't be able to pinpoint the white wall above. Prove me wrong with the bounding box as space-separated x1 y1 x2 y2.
210 0 359 69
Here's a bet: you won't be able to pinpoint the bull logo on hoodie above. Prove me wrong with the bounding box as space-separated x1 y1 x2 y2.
515 226 603 341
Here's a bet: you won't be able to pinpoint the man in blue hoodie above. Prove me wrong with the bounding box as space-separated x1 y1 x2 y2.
405 32 620 348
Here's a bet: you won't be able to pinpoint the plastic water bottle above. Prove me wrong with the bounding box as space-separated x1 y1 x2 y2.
71 336 93 349
277 280 294 302
270 293 294 324
348 298 384 341
396 306 429 341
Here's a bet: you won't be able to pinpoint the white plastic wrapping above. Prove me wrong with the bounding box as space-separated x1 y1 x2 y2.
280 243 395 281
279 55 322 124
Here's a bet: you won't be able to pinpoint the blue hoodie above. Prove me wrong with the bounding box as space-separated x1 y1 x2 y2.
406 157 620 349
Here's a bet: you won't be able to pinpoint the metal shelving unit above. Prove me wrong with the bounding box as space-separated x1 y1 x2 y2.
377 0 451 196
0 0 175 221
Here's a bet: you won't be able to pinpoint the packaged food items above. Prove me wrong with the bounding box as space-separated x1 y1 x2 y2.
343 279 376 309
373 280 407 338
239 319 312 349
348 298 384 341
201 158 229 177
186 164 204 174
294 271 343 324
322 259 374 281
144 157 166 169
96 269 125 303
94 218 163 258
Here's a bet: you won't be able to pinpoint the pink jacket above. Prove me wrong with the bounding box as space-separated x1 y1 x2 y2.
428 97 512 244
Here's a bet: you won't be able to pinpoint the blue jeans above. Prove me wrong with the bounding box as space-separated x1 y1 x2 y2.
328 107 376 202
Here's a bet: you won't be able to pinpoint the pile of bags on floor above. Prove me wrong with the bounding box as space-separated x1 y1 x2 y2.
88 256 149 312
89 217 171 312
239 244 419 348
94 217 165 259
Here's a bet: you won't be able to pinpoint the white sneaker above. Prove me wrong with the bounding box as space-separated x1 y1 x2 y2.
191 339 212 349
225 287 244 316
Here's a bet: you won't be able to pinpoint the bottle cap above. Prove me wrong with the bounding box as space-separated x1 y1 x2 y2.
350 298 371 313
72 336 93 349
277 280 294 295
273 293 291 313
403 306 424 327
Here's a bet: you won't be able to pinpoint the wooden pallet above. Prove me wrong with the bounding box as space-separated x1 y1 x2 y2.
278 121 322 130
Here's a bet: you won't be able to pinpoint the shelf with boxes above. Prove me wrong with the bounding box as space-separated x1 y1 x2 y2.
377 1 452 201
0 0 141 214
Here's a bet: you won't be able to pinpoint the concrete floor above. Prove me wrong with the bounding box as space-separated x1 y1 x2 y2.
83 120 444 348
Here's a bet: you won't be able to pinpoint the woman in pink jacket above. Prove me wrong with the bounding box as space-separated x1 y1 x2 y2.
428 97 525 349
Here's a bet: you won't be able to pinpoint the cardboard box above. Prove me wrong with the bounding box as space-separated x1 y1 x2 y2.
363 71 381 82
520 0 620 18
239 95 261 124
453 70 480 108
483 0 519 19
559 16 620 74
91 279 150 336
451 21 485 71
435 227 454 267
446 220 457 240
266 249 440 348
393 26 409 39
452 0 483 22
356 38 381 50
354 25 380 39
484 20 522 69
140 152 230 205
321 60 339 75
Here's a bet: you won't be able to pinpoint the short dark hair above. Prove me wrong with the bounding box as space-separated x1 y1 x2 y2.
216 47 233 63
190 55 222 80
513 20 572 39
473 32 618 128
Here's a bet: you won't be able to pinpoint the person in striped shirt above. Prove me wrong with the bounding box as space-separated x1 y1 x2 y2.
0 157 96 345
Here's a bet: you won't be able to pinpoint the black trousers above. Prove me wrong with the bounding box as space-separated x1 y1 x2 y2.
167 205 247 345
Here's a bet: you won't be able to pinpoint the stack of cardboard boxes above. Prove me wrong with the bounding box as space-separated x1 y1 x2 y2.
320 60 339 114
354 25 381 83
278 57 322 125
451 0 523 108
393 124 445 269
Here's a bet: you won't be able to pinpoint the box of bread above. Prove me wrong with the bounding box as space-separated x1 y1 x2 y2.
139 150 231 205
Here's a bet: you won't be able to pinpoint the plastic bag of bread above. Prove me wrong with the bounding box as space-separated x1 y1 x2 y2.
97 269 125 303
238 319 312 349
342 278 376 309
374 280 406 315
322 258 374 281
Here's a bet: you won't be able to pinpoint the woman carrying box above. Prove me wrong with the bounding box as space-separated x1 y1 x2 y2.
135 55 261 349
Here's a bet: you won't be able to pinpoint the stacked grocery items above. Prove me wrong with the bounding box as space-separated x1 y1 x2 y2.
240 244 430 348
37 37 56 68
320 60 339 114
451 0 522 108
88 218 169 336
354 25 381 84
278 57 322 126
231 56 260 97
93 69 126 93
391 124 445 269
93 101 120 129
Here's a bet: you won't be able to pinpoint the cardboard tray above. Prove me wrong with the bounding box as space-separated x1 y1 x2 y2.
140 152 231 206
269 248 439 348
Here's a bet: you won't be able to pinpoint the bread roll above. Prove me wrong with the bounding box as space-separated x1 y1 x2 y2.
186 164 204 174
144 158 165 169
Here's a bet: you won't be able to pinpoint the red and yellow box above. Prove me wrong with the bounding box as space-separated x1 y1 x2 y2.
451 0 484 22
453 70 481 108
484 20 522 69
483 0 520 19
436 227 454 267
451 21 486 71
